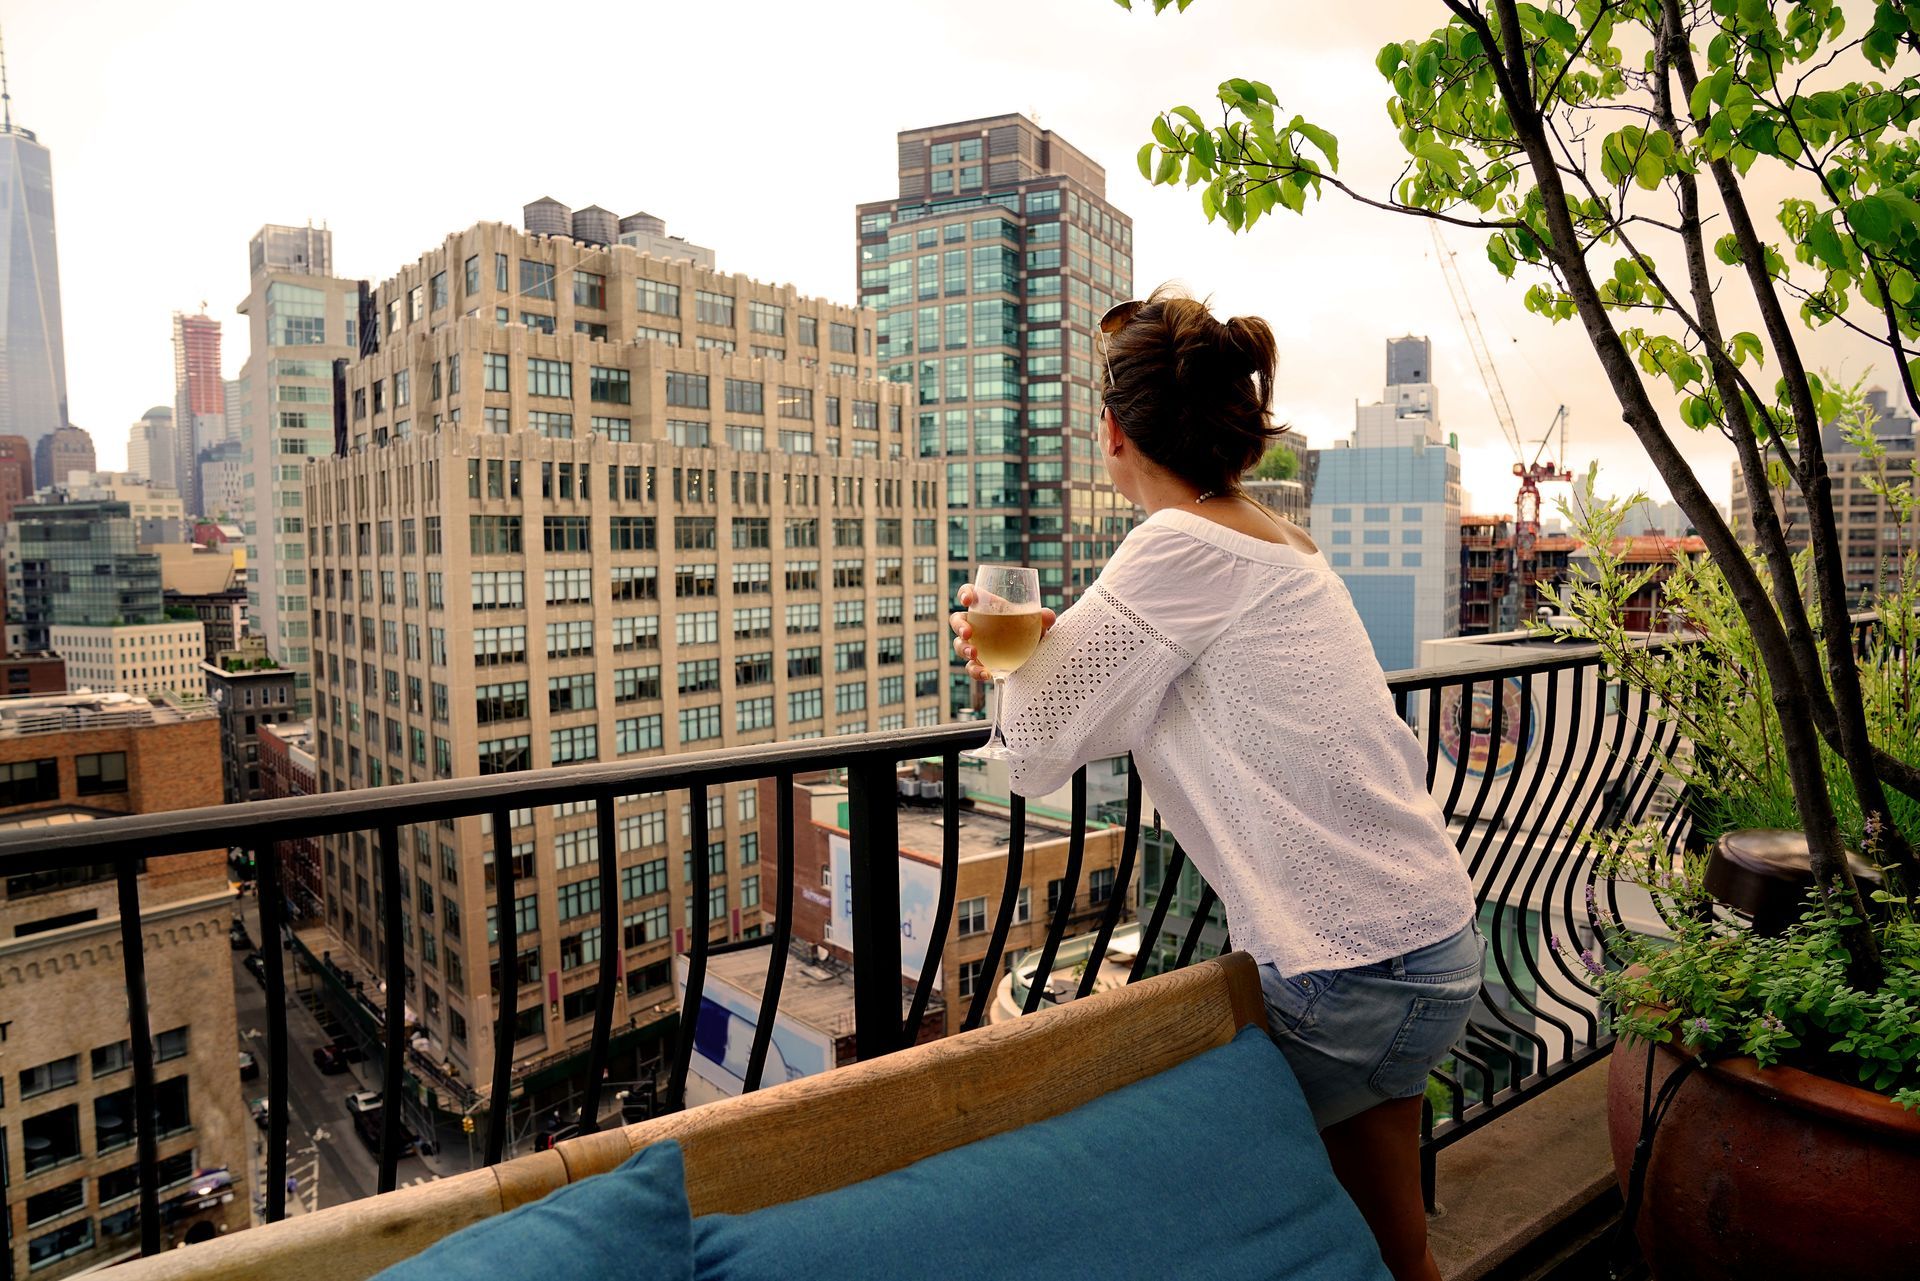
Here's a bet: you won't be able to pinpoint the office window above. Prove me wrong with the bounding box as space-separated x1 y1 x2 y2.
75 752 128 795
748 300 785 335
724 379 764 415
616 715 664 754
678 705 723 743
550 724 598 764
636 279 680 316
695 290 735 326
590 366 630 403
574 270 606 308
957 896 987 936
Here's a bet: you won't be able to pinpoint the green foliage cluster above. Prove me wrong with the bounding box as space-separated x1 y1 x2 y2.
1586 822 1920 1109
1250 444 1299 481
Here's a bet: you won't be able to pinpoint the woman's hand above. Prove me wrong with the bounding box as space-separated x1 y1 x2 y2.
950 586 1057 683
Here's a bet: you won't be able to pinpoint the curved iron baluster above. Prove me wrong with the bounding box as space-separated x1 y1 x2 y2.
114 864 162 1256
576 796 622 1133
1128 841 1187 984
1174 884 1218 969
1540 676 1635 1015
1467 673 1536 878
1487 671 1584 1070
1452 677 1509 866
1463 1020 1531 1082
256 843 290 1221
377 824 404 1193
484 807 518 1165
744 772 796 1092
1424 686 1445 792
963 793 1026 1031
903 752 961 1040
1022 769 1087 1015
667 784 711 1112
1437 679 1485 827
1445 1041 1497 1104
1077 762 1142 1000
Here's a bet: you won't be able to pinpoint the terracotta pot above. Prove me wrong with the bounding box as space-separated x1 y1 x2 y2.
1608 1037 1920 1280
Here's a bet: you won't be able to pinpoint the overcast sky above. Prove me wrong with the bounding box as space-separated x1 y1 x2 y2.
12 0 1911 514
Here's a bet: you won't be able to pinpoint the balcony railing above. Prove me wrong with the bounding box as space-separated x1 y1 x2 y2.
0 637 1683 1265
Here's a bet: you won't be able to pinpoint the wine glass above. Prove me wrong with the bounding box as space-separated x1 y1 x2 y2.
966 564 1042 760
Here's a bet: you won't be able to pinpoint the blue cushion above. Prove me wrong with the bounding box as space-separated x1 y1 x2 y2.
375 1139 692 1280
693 1026 1390 1280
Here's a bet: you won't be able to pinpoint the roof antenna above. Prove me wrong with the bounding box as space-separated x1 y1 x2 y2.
1 25 13 133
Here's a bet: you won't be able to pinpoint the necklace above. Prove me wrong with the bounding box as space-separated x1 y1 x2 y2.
1194 489 1236 504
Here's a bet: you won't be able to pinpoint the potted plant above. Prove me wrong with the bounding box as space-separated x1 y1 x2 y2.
1116 0 1920 1273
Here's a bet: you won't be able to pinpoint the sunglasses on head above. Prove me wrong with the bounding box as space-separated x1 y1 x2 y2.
1099 299 1145 390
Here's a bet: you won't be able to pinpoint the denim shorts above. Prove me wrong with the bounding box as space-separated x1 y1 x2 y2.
1258 923 1485 1130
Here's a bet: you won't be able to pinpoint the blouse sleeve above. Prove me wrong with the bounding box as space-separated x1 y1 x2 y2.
998 524 1243 796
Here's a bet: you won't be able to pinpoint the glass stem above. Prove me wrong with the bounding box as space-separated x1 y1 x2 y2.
988 677 1008 750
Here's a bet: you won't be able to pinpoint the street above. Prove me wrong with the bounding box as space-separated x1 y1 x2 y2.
228 893 447 1217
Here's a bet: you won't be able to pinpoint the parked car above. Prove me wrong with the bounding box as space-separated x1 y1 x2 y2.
330 1038 367 1063
312 1044 348 1075
228 921 252 951
243 952 266 986
249 1097 270 1130
238 1050 258 1082
344 1090 382 1115
351 1106 420 1158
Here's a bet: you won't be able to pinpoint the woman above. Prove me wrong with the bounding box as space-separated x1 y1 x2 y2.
950 287 1480 1281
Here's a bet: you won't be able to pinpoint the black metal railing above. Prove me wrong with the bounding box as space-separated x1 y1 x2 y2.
0 638 1681 1257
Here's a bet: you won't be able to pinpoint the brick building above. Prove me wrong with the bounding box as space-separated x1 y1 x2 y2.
257 720 321 921
0 693 246 1277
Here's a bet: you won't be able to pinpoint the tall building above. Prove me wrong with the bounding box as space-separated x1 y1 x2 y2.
3 499 163 653
235 223 361 717
170 312 225 514
127 406 175 488
196 439 244 521
856 114 1135 708
202 632 297 803
1309 336 1464 671
0 432 30 521
0 692 248 1279
0 68 67 455
32 423 92 490
305 216 943 1113
1730 386 1917 605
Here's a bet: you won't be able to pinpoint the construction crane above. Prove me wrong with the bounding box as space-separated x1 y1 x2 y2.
1430 225 1573 602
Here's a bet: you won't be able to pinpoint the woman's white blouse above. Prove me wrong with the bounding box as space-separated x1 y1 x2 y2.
1000 508 1476 978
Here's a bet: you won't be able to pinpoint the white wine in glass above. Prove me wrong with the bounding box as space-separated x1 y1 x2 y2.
967 564 1042 760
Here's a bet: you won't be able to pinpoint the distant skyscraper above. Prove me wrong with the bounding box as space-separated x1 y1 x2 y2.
857 113 1135 710
32 420 92 489
0 51 68 452
222 376 246 443
128 404 175 487
171 311 225 512
235 223 361 715
0 432 28 522
1310 336 1463 672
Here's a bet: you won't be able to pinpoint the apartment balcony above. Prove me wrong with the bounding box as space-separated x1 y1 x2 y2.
0 640 1688 1280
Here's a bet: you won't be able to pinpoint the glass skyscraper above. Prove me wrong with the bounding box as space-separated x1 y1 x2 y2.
856 114 1134 712
0 97 68 453
1310 337 1463 673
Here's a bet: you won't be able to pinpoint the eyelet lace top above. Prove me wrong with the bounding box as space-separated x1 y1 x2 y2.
1000 508 1476 978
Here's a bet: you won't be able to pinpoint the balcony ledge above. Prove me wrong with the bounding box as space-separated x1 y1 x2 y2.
1430 1057 1619 1281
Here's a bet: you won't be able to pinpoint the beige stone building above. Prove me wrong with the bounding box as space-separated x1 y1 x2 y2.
1730 387 1917 605
235 224 363 717
0 693 247 1277
304 217 946 1115
51 621 207 703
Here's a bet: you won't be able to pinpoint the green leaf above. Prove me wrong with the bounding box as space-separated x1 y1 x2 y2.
1152 115 1178 149
1172 105 1206 133
1635 152 1666 191
1154 149 1180 185
1293 119 1340 171
1688 78 1715 121
1375 42 1405 77
1191 128 1216 168
1414 46 1440 87
1730 331 1765 367
1806 214 1847 269
1891 270 1916 306
1137 142 1156 181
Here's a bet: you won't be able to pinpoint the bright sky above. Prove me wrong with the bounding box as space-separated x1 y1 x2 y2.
12 0 1910 515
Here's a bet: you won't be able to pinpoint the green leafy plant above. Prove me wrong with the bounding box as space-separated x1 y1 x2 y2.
1582 822 1920 1109
1250 444 1299 480
1114 0 1920 984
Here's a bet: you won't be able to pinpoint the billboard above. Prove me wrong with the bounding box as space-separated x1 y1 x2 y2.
673 954 835 1101
823 831 943 990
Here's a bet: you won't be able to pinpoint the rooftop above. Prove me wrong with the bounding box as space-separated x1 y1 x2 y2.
706 941 933 1040
894 803 1074 865
0 690 210 737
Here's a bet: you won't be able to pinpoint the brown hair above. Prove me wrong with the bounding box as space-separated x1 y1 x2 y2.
1100 284 1283 493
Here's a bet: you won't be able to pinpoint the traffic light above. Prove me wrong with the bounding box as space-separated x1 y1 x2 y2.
461 1116 475 1134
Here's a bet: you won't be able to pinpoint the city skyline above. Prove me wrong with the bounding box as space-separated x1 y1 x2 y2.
17 0 1892 514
